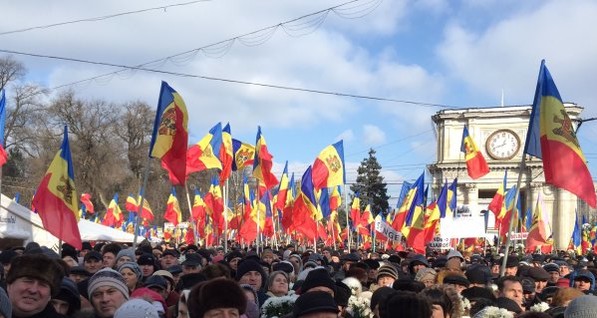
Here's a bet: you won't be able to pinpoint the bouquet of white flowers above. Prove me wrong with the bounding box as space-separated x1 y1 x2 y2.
529 302 550 312
346 295 373 318
261 294 299 318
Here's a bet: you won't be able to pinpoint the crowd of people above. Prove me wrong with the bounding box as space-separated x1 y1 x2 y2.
0 240 596 318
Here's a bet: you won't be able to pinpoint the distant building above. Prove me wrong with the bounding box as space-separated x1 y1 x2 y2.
428 104 595 249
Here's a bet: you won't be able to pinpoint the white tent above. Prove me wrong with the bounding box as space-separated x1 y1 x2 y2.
0 194 137 248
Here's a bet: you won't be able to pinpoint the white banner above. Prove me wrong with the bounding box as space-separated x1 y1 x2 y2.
429 237 451 250
374 220 403 242
510 232 528 241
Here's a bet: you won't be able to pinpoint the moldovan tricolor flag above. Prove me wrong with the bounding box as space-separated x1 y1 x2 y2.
0 89 8 166
149 81 189 185
461 125 490 179
32 126 82 249
164 188 183 226
186 123 223 175
312 140 345 190
253 126 278 190
524 60 596 208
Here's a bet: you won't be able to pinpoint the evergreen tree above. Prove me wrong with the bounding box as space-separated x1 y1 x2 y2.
350 148 389 216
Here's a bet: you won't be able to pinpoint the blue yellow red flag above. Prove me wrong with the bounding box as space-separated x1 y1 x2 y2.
102 193 123 227
125 194 138 212
524 60 596 208
312 140 345 190
291 166 318 240
405 172 425 226
219 123 233 182
164 187 183 226
80 193 94 215
186 122 223 175
488 170 507 217
192 189 207 224
274 161 289 212
253 126 278 190
0 89 8 166
461 126 490 179
32 126 82 249
149 81 189 185
232 138 255 171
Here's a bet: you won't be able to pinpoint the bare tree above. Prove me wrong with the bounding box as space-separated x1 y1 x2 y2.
0 55 25 90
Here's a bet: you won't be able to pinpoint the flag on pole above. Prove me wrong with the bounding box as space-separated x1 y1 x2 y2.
102 193 123 227
291 166 318 240
253 126 278 190
461 125 490 179
186 123 223 175
488 170 507 218
164 188 183 226
149 81 189 185
219 123 233 182
232 138 255 171
0 89 8 166
312 140 345 190
524 60 596 208
32 126 82 249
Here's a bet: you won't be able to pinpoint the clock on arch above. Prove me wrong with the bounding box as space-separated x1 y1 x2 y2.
485 129 520 160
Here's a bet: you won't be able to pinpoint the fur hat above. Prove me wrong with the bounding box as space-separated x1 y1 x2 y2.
414 267 437 283
293 291 339 318
0 287 11 318
564 295 597 318
114 298 159 318
88 268 130 300
301 268 336 295
6 253 64 296
376 265 398 281
187 279 247 318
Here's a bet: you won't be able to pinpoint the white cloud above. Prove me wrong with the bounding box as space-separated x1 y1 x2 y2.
336 129 354 143
363 124 386 145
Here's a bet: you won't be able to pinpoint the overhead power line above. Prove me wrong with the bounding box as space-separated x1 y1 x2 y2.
0 0 212 36
0 48 454 108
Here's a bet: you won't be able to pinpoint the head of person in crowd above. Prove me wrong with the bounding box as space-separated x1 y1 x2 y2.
555 260 571 277
177 289 191 318
176 273 207 293
341 253 360 272
160 249 180 270
302 267 336 296
183 244 199 255
421 285 462 318
130 287 167 315
261 249 276 265
272 261 295 283
292 291 339 318
114 298 159 318
443 273 471 294
571 269 595 292
181 253 203 275
88 268 130 318
384 290 432 318
525 266 550 294
370 287 395 318
61 245 79 268
465 265 491 287
563 294 597 318
0 249 18 274
346 265 369 288
136 253 158 279
6 253 64 317
115 248 136 269
201 263 231 280
520 277 537 307
266 270 289 297
85 250 104 274
376 265 398 288
51 277 81 316
334 281 352 316
69 265 91 283
415 267 438 288
497 276 524 313
288 254 304 276
187 279 246 318
363 259 380 284
151 246 163 260
495 296 523 315
225 251 244 272
235 259 267 292
501 256 519 277
167 264 183 287
409 254 430 275
144 274 169 301
543 263 560 284
118 262 142 292
550 287 584 308
102 243 123 269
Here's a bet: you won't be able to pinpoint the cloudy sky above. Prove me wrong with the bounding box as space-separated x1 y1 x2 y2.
2 0 597 206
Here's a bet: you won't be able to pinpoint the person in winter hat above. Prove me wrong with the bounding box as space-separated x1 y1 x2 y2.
187 279 246 318
564 294 597 318
6 253 65 318
88 268 130 318
51 277 81 316
0 287 12 318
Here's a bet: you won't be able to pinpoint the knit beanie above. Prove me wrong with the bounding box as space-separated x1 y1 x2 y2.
88 268 130 300
235 260 267 289
114 298 159 318
118 261 143 281
301 268 336 295
564 295 597 318
376 265 398 281
187 279 247 318
6 253 64 297
116 248 136 263
0 287 11 318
